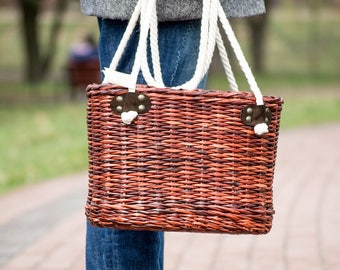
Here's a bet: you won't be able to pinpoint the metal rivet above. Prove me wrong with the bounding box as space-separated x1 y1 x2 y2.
116 96 123 102
246 116 252 123
138 105 146 112
265 107 270 113
116 106 123 113
138 94 145 101
247 107 253 114
265 117 269 123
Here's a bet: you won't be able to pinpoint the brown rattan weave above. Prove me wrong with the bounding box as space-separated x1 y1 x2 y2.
86 83 283 234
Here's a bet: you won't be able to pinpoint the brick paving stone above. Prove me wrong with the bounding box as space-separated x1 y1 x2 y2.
2 213 85 270
211 235 253 270
0 173 87 269
173 234 221 270
164 232 193 270
0 172 87 226
0 123 339 270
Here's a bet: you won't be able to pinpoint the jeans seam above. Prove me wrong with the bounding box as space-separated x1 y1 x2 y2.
169 22 193 86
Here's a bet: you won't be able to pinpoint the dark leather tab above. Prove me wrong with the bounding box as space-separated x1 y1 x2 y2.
241 105 272 126
110 92 151 115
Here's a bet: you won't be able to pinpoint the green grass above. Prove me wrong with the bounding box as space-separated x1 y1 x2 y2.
281 95 340 129
208 75 340 130
207 72 340 91
0 100 88 194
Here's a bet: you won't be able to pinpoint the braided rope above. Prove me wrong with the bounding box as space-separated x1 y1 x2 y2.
129 0 156 87
103 0 256 94
216 29 238 92
149 2 164 85
140 0 165 88
215 0 263 105
102 0 141 84
175 0 213 90
103 0 162 90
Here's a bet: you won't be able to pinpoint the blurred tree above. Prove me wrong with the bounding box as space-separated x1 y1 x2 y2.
308 0 322 74
18 0 68 82
246 0 271 74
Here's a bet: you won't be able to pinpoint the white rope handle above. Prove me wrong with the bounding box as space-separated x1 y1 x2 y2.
102 0 162 124
216 30 238 92
102 0 141 88
215 0 263 105
140 0 165 88
102 0 164 90
175 0 215 90
103 0 268 134
103 0 262 100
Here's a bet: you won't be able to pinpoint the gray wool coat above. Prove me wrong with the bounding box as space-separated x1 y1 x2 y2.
80 0 265 21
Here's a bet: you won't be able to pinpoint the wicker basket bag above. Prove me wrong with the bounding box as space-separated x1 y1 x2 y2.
86 0 283 234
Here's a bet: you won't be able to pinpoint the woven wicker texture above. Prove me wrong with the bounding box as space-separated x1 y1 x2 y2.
86 83 283 234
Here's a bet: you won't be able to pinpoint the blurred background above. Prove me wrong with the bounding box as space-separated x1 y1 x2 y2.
0 0 339 194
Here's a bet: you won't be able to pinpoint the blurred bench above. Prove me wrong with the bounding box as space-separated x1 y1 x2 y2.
66 58 101 100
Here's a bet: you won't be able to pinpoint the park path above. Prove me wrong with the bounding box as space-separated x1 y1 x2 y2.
1 123 340 270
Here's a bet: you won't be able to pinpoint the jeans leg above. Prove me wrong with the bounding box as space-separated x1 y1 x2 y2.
157 20 207 88
97 18 206 88
86 221 164 270
86 18 206 270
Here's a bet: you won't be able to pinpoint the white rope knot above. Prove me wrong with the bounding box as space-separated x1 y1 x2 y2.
121 111 138 125
254 123 269 136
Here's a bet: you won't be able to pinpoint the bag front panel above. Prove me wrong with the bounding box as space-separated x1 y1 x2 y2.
86 84 283 234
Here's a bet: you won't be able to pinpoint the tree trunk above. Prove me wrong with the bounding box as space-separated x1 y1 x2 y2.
19 0 42 82
40 0 69 78
18 0 68 83
246 0 271 74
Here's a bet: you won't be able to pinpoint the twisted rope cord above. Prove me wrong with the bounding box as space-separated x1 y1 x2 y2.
119 0 158 124
149 2 164 85
140 0 165 88
103 0 162 90
103 0 263 104
102 0 141 81
175 0 212 90
215 0 263 105
130 0 156 86
174 0 239 91
216 30 238 92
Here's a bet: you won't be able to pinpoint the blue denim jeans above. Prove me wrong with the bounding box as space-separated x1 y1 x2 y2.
86 18 206 270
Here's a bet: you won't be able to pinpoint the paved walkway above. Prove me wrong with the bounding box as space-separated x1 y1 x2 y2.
1 123 340 270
